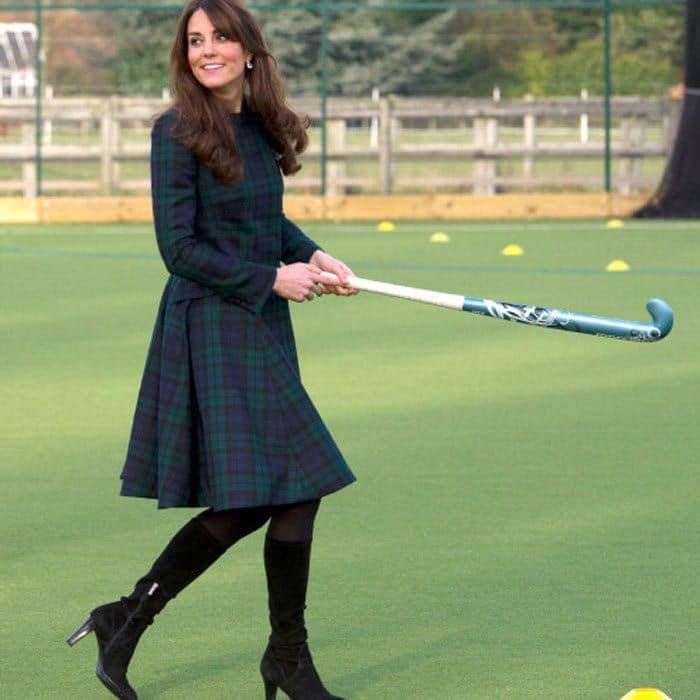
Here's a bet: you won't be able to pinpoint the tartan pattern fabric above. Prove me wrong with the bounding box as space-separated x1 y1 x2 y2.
120 110 355 509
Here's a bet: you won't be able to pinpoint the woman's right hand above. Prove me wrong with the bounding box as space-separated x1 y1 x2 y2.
272 263 328 303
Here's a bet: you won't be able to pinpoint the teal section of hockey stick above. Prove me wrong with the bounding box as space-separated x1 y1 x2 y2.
461 296 673 342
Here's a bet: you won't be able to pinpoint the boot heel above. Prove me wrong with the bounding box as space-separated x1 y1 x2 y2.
66 617 95 646
263 678 277 700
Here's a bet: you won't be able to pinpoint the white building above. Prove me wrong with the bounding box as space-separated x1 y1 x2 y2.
0 23 37 97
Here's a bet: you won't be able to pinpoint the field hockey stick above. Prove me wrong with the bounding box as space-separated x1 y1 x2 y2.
320 273 673 342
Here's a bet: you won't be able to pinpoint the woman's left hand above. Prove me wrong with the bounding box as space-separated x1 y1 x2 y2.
309 251 359 297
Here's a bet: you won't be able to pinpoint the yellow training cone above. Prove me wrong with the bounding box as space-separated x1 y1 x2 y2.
606 218 626 229
501 244 524 257
606 259 631 272
620 689 672 700
430 232 450 243
377 221 396 232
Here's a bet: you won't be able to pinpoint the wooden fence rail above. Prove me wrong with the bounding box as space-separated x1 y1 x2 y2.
0 95 679 197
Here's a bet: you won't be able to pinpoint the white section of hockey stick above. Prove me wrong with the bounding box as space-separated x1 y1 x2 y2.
320 272 464 311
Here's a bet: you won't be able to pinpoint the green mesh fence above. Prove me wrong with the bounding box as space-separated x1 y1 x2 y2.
0 0 686 196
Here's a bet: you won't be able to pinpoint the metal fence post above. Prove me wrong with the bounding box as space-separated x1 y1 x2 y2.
34 0 43 197
603 0 612 193
320 0 330 196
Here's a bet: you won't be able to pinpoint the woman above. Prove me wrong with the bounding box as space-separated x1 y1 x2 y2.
67 2 356 699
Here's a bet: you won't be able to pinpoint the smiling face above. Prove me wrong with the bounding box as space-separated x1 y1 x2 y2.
187 8 251 112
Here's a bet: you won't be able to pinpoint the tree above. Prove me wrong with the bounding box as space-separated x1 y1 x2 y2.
261 7 465 97
328 9 390 95
111 9 177 96
515 7 682 96
44 10 115 95
552 7 601 52
260 5 557 98
92 3 683 100
258 8 321 96
451 7 557 96
337 8 467 96
634 0 700 217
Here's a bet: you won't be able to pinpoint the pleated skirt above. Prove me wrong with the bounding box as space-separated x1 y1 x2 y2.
120 281 355 509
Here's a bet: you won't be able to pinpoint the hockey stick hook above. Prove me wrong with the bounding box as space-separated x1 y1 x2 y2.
645 298 674 340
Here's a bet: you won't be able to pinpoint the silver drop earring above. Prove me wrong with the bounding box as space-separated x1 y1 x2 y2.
246 59 253 70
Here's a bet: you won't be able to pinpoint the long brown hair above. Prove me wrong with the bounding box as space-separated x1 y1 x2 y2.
168 0 308 184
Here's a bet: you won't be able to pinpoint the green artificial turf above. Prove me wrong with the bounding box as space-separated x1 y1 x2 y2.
1 219 698 699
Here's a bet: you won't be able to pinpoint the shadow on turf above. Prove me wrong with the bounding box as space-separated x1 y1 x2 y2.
134 628 472 698
330 629 474 698
133 643 445 698
136 652 254 697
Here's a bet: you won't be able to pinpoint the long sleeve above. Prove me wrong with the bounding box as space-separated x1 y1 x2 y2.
280 215 321 264
150 115 277 313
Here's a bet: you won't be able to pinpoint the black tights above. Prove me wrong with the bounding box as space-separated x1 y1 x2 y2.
195 499 320 550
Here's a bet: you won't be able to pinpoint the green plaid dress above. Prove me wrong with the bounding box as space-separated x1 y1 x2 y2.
120 110 355 510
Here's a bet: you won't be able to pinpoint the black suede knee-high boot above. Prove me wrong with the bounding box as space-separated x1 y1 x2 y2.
67 516 228 700
260 536 343 700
